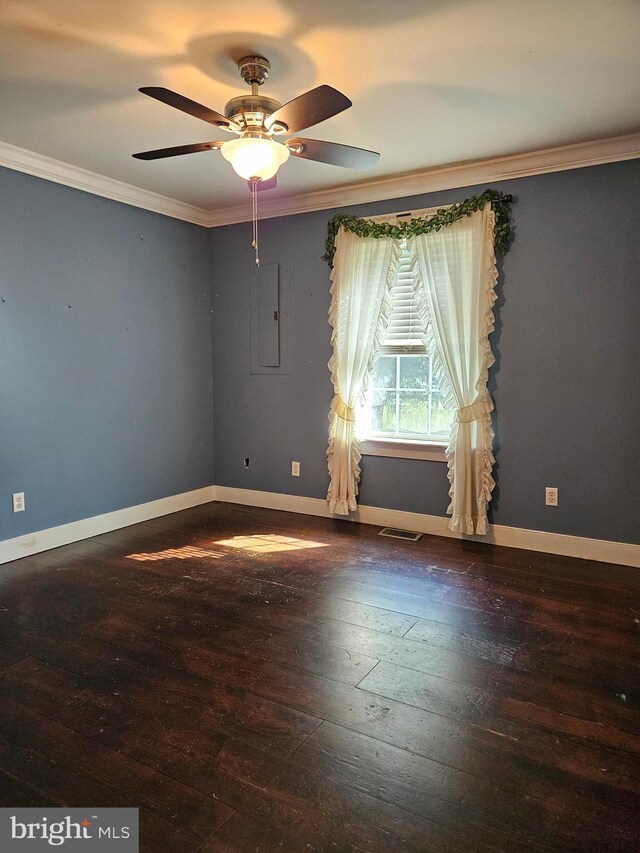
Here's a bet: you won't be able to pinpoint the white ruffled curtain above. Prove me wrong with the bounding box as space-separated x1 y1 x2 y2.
326 228 400 514
326 203 497 535
413 204 497 534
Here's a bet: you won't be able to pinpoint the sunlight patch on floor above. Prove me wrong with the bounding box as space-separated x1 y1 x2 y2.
214 534 329 553
127 545 223 562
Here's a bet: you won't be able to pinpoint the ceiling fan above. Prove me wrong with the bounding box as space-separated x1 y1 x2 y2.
133 55 380 191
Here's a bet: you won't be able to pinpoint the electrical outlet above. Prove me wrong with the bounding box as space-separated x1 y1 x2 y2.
545 487 558 507
12 492 25 513
291 461 300 477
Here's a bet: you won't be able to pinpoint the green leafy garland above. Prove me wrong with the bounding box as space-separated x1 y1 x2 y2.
322 188 512 267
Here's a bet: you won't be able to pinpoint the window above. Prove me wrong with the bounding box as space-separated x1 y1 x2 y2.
327 197 501 526
359 241 454 460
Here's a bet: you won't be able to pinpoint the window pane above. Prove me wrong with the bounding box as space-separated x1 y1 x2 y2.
398 391 429 434
372 356 396 389
430 392 455 436
371 390 397 433
363 352 455 442
399 355 429 389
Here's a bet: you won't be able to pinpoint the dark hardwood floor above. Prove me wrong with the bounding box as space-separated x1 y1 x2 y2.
0 502 639 851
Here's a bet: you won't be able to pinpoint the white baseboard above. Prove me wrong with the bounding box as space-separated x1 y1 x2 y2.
0 487 216 565
214 486 640 568
1 484 637 568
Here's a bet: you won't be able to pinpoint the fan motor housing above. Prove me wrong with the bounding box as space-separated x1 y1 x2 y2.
224 95 284 131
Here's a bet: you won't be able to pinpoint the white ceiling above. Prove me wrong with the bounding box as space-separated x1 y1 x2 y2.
1 0 639 213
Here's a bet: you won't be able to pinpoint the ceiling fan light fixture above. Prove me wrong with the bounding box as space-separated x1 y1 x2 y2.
221 136 289 181
134 59 378 268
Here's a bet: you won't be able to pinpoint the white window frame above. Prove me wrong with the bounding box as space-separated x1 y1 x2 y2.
361 353 449 461
358 205 453 463
360 436 448 462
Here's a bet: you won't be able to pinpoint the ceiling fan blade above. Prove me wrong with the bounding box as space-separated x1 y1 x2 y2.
139 87 238 131
246 176 277 192
132 141 223 160
286 137 379 170
266 85 351 134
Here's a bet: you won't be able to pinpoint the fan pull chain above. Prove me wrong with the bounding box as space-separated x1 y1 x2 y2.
250 179 260 266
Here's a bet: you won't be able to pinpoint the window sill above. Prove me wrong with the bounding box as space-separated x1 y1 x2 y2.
360 437 448 462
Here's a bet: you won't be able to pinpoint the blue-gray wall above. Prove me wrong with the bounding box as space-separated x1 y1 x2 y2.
2 159 638 547
0 167 214 541
211 160 640 545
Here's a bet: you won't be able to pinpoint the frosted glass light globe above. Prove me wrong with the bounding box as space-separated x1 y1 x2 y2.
221 137 289 181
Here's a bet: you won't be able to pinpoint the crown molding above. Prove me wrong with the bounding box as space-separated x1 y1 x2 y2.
0 140 210 226
205 131 640 227
2 133 639 229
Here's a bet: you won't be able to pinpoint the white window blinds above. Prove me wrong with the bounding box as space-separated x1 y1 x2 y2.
382 241 426 353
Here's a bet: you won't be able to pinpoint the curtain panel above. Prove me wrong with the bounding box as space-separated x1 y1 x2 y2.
412 204 498 534
326 202 498 535
326 228 400 514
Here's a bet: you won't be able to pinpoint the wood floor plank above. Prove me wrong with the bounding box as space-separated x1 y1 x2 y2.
465 548 640 592
510 637 640 694
495 663 640 729
0 665 325 842
214 738 497 853
2 670 480 851
5 580 638 800
201 812 315 853
290 720 636 852
2 548 421 642
1 502 638 851
404 612 640 699
259 620 508 689
80 620 640 796
459 558 640 610
0 585 380 690
1 639 321 759
0 696 232 852
0 770 51 808
438 578 640 637
356 660 494 722
403 616 520 663
357 659 640 753
89 609 380 688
